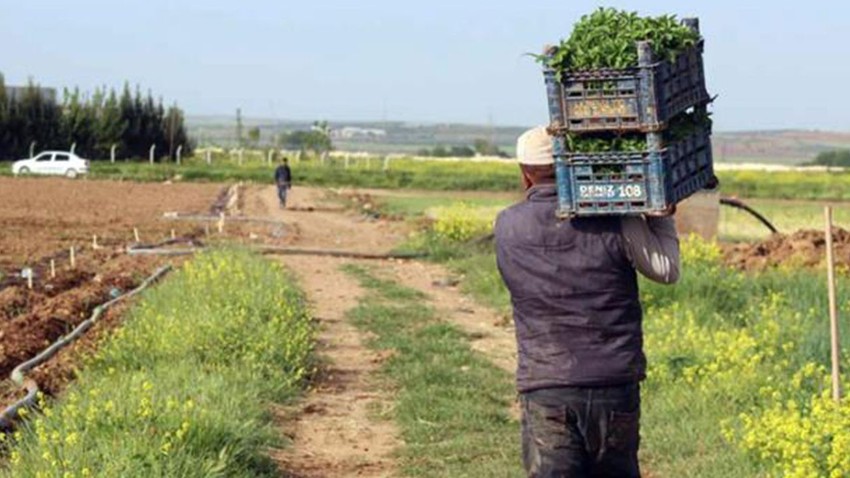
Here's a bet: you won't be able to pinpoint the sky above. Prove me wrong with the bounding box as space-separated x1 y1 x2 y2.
1 1 847 131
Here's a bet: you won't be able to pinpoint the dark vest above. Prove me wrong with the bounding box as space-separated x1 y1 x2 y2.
494 186 644 391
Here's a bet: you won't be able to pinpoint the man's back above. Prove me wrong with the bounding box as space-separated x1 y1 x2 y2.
495 185 644 391
275 164 291 183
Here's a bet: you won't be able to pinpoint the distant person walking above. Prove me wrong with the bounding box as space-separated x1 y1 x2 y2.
274 157 292 208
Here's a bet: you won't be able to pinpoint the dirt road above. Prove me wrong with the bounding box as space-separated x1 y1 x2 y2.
245 186 515 477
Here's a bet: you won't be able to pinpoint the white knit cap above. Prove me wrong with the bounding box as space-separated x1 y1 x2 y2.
516 126 555 165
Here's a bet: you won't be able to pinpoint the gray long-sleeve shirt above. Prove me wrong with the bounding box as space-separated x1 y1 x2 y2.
621 215 680 284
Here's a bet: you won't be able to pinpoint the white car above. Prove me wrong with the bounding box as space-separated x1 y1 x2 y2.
12 151 90 178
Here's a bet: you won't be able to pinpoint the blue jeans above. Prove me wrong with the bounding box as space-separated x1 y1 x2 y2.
520 383 641 478
277 183 290 206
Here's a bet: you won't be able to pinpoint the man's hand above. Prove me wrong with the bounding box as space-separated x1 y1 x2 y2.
645 204 676 218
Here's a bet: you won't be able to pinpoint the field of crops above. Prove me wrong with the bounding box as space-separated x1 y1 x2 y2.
0 178 312 477
1 249 313 477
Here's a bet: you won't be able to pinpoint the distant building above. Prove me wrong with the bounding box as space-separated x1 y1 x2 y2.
331 126 387 140
6 86 58 104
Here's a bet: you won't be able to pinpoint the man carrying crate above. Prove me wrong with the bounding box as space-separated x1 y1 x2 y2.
495 126 680 478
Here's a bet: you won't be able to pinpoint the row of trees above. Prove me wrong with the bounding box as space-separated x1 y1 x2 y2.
0 74 191 160
236 118 333 154
416 139 508 158
807 149 850 168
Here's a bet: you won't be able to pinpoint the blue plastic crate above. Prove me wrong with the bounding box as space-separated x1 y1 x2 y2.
543 20 710 134
552 127 714 217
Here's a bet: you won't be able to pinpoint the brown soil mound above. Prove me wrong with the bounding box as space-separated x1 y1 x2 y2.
724 228 850 271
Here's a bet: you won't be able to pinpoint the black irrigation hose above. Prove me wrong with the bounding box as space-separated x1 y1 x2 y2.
720 197 779 234
162 213 288 227
256 246 427 260
126 244 427 260
0 265 172 430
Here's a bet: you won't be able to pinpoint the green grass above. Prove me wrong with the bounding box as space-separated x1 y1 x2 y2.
374 191 850 245
719 170 850 200
342 264 522 477
77 156 850 201
90 157 521 192
0 249 314 477
719 198 850 241
377 195 514 218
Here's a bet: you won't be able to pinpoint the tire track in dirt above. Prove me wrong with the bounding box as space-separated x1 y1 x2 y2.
271 255 398 478
385 261 517 375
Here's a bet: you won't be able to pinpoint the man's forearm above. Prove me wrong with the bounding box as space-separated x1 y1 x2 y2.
621 215 680 284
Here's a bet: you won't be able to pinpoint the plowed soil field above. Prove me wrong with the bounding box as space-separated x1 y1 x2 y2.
0 177 235 416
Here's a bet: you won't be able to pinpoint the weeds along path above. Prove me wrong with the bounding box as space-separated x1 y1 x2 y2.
247 186 403 477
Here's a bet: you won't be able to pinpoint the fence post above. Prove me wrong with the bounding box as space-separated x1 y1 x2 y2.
29 141 37 158
149 144 156 165
825 206 842 402
206 150 212 165
176 145 183 165
110 144 117 163
382 155 390 171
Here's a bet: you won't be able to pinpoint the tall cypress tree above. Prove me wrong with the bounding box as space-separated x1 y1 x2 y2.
95 88 126 158
60 87 96 157
0 74 8 157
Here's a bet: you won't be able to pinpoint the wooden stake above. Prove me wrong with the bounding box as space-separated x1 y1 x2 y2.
133 228 140 243
825 206 842 402
218 212 225 233
50 259 56 279
26 270 33 290
92 235 99 250
70 246 76 269
171 229 176 240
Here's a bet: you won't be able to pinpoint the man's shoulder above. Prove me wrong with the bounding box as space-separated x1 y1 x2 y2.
494 201 539 241
495 200 525 223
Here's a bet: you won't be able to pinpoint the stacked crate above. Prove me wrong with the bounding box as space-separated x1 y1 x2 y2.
542 18 714 217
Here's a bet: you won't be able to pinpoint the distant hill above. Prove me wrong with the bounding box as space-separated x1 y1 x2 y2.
712 130 850 166
187 116 850 165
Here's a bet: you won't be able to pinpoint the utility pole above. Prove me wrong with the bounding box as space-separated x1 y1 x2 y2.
236 108 244 148
169 102 177 161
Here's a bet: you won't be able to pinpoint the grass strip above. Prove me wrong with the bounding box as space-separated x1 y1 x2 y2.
341 264 522 477
0 249 314 477
85 159 850 201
